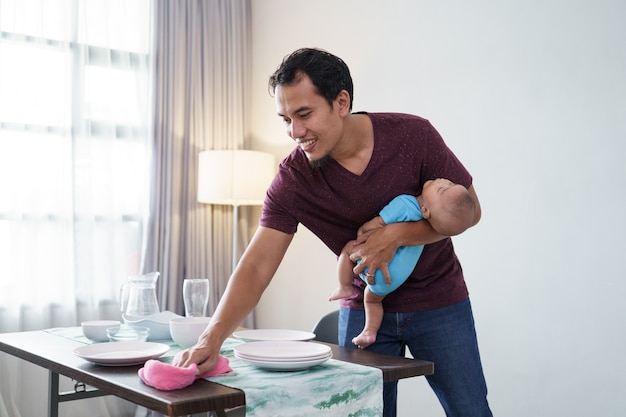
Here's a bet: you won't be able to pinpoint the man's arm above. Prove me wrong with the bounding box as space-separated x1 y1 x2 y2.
174 226 293 374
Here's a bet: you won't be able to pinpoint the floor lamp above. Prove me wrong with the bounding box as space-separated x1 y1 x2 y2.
197 150 275 272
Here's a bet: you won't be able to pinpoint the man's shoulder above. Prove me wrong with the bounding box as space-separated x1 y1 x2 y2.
279 147 308 170
367 112 430 124
366 112 436 145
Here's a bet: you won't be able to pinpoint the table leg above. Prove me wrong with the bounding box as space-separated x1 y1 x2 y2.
48 371 60 417
47 370 110 416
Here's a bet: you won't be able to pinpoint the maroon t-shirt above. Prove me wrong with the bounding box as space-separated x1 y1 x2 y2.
260 112 472 312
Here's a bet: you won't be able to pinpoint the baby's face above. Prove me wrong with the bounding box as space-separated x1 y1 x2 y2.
421 178 472 235
421 178 458 207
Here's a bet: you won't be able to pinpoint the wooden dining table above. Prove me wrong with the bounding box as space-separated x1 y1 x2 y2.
0 329 434 417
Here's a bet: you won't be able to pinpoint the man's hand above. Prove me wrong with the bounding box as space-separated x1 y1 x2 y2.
349 224 398 286
173 335 221 375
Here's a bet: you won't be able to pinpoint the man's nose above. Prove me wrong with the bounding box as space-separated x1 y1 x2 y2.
289 120 305 139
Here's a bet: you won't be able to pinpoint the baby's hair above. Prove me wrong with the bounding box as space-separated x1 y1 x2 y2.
433 189 476 236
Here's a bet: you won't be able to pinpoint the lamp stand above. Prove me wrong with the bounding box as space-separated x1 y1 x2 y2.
197 150 275 275
232 204 239 273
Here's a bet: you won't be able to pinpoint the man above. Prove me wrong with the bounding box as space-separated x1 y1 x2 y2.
176 47 492 417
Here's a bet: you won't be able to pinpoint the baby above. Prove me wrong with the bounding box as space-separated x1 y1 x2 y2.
329 178 476 349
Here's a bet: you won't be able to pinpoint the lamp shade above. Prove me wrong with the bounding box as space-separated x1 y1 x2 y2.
197 150 275 206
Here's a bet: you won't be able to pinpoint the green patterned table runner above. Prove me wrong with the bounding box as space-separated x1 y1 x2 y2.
205 338 383 417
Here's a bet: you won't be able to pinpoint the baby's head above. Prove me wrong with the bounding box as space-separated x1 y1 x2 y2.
418 178 476 236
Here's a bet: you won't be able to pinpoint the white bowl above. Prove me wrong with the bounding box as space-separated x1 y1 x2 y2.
123 311 183 340
81 320 121 343
170 317 211 348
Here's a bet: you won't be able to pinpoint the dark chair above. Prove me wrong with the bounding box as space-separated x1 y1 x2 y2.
311 310 340 344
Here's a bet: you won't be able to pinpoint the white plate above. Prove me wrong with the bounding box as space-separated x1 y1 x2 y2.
235 351 332 363
234 349 332 362
233 340 331 360
233 329 316 342
235 352 332 371
234 350 332 362
73 342 170 366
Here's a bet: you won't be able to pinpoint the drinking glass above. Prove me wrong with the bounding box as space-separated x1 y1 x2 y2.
182 279 210 317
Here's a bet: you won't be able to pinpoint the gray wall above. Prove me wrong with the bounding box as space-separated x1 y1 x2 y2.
248 1 626 415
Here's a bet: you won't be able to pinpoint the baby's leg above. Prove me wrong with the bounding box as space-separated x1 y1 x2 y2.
329 243 357 301
352 288 385 349
328 286 353 301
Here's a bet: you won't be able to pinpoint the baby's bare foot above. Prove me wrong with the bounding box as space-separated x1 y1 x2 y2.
352 330 377 349
328 287 352 301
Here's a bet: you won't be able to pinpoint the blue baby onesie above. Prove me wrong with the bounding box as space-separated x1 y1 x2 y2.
361 194 424 296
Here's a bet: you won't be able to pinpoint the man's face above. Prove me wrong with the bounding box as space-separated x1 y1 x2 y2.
275 74 344 163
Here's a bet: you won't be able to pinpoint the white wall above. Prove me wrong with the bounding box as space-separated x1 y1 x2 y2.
248 1 626 416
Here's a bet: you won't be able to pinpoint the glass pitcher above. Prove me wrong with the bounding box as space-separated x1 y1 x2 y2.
120 271 160 317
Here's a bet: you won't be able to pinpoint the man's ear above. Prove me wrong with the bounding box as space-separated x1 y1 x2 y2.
335 90 351 116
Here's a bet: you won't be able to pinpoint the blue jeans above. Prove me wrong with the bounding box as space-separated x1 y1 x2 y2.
339 299 492 417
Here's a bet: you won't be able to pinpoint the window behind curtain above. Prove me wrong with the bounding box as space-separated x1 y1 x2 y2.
0 0 153 329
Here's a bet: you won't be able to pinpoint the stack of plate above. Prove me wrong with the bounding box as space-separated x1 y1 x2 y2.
233 329 315 342
233 340 332 371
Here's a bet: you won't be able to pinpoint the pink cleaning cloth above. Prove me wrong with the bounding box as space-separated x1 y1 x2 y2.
138 352 232 391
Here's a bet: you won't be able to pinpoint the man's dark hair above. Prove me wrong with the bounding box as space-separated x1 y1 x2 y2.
268 48 354 111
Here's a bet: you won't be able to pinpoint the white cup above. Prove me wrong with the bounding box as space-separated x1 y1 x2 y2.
81 320 121 343
183 278 210 317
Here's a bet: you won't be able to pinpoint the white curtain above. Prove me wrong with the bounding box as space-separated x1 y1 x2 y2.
142 0 254 326
134 1 253 416
0 0 153 416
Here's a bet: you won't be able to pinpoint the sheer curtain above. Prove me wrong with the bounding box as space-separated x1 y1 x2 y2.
142 0 254 326
0 0 152 416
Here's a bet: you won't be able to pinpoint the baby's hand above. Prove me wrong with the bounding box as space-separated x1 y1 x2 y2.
358 216 386 235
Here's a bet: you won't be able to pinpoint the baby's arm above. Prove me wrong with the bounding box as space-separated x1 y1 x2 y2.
358 216 386 236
